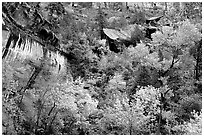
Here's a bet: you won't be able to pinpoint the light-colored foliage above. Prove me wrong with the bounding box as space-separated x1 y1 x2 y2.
102 85 161 134
172 111 202 135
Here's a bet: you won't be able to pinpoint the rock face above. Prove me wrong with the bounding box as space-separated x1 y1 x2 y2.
103 24 141 41
2 3 68 74
103 24 146 53
104 14 163 52
146 15 163 25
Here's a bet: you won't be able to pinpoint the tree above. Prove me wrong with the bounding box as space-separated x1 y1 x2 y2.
96 5 108 40
2 2 202 135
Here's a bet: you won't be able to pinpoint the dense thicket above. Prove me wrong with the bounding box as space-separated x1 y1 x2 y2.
2 2 202 135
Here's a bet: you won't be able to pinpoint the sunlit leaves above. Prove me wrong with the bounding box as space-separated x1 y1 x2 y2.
152 26 175 46
102 86 161 134
133 86 160 113
172 111 202 135
48 78 98 117
127 43 149 59
2 2 202 135
108 73 126 90
144 52 161 69
127 43 161 69
152 20 201 48
151 19 202 80
173 20 201 46
98 53 130 71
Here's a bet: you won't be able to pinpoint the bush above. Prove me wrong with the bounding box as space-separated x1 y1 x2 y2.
172 111 202 135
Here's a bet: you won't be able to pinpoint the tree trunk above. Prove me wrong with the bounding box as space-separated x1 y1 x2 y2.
195 40 202 80
2 33 13 59
129 99 133 135
165 2 167 11
156 93 163 135
18 66 42 98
